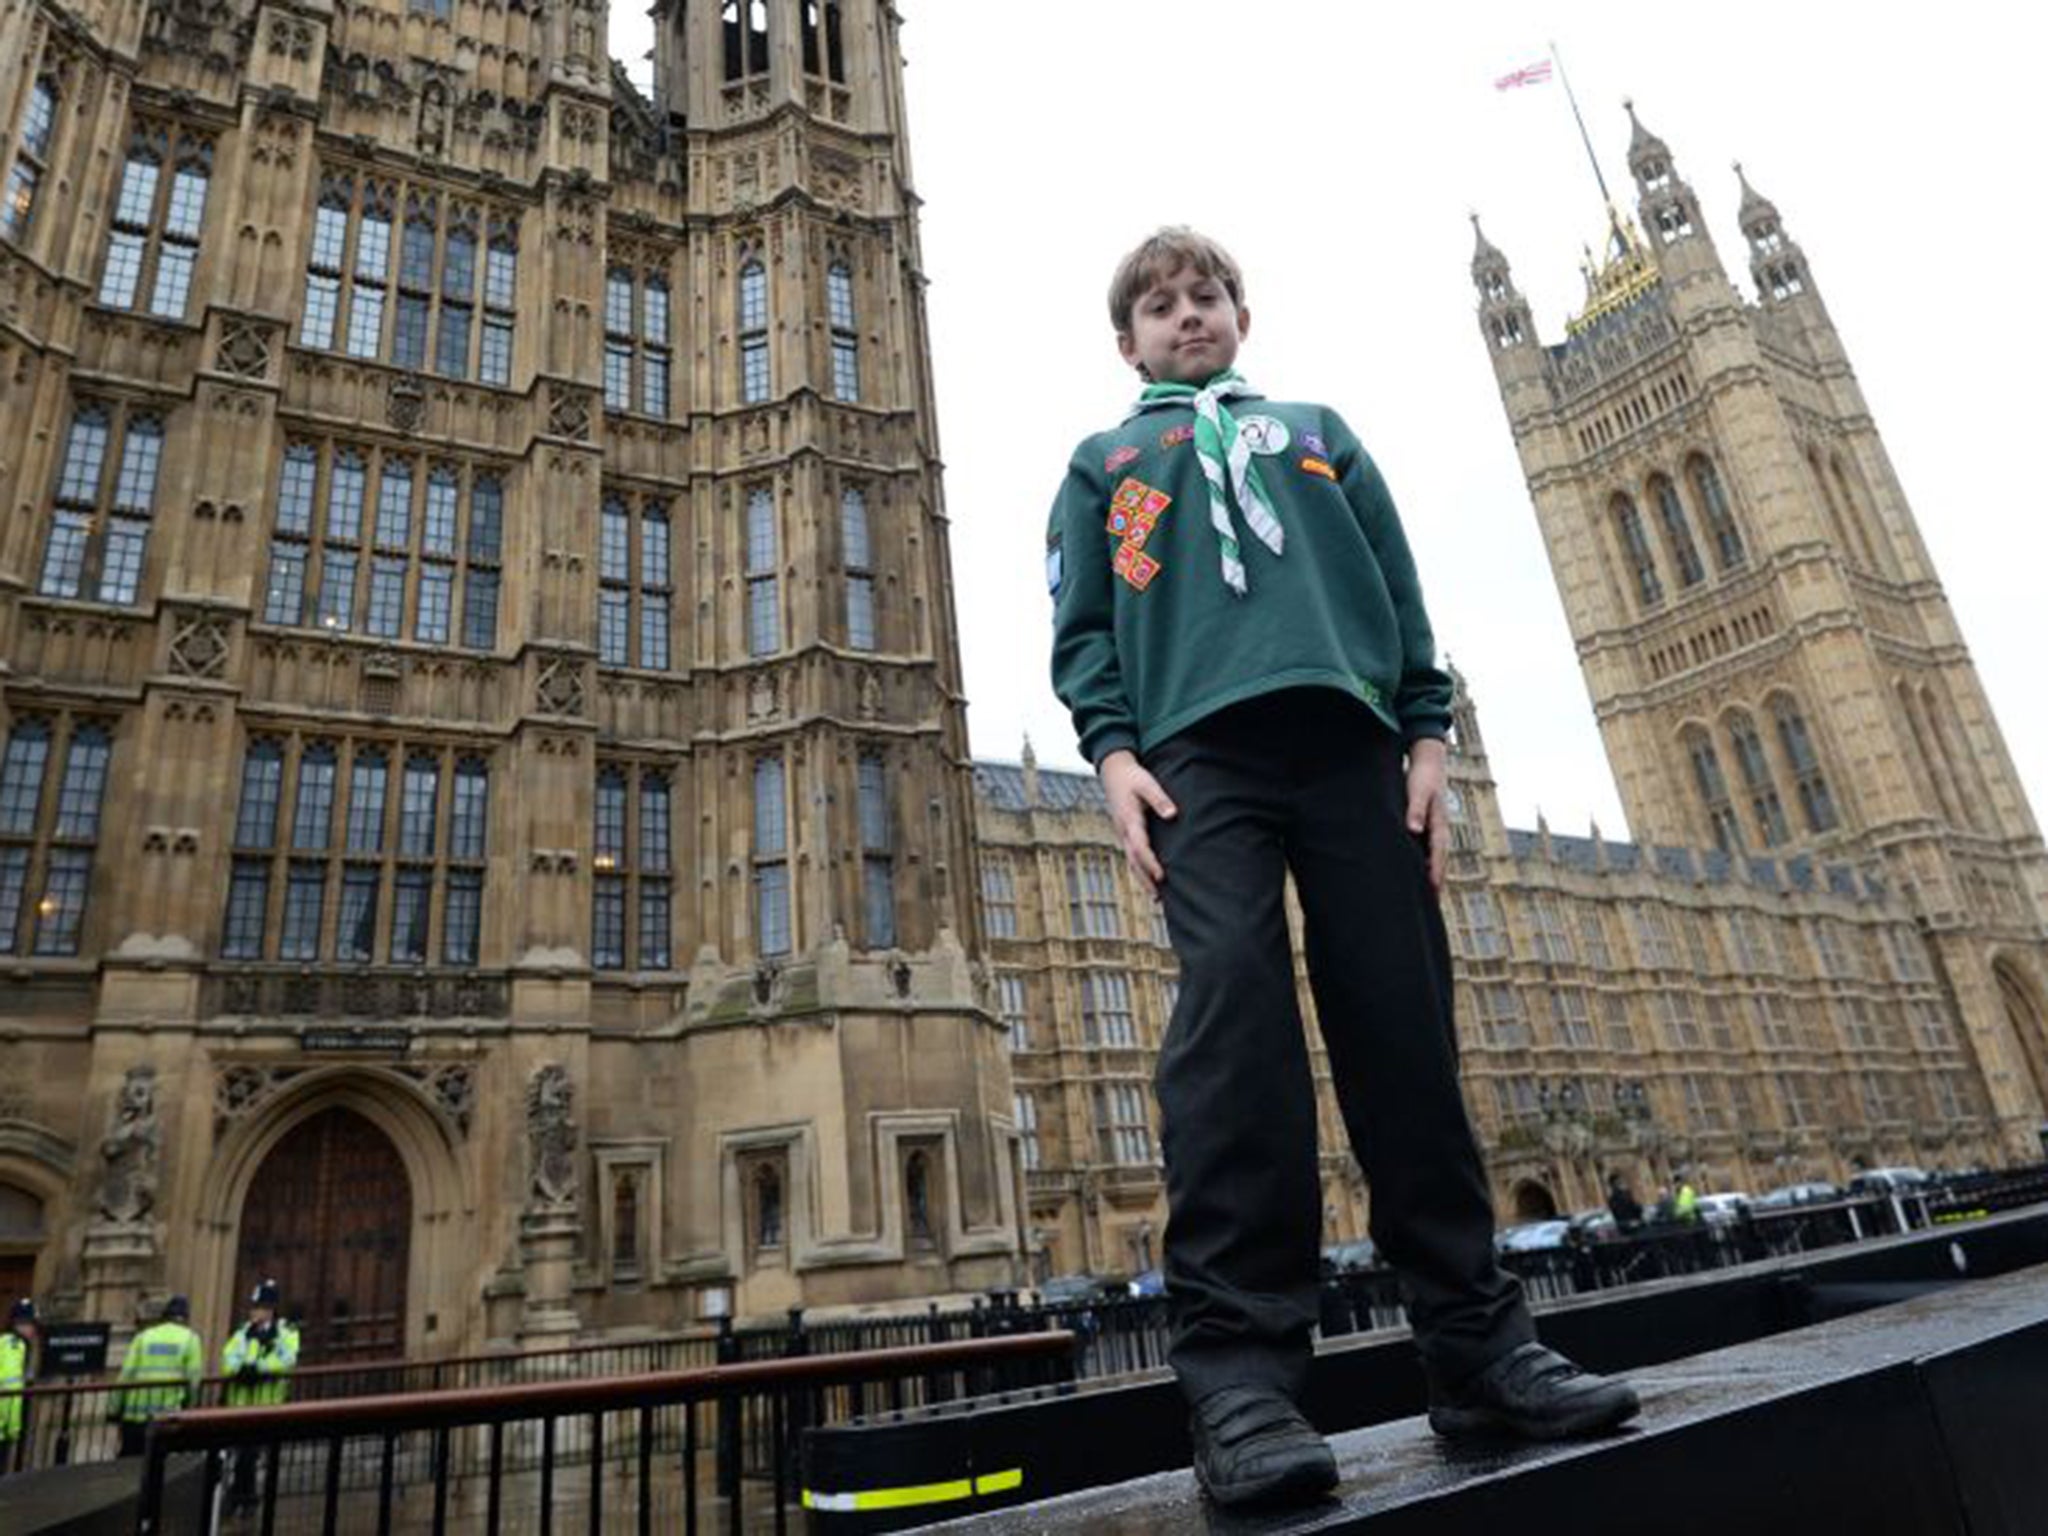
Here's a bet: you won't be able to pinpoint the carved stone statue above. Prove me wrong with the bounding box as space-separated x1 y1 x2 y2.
526 1063 579 1207
99 1066 161 1223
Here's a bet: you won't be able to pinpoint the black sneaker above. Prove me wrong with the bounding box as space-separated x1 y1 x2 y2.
1188 1385 1339 1509
1428 1342 1641 1441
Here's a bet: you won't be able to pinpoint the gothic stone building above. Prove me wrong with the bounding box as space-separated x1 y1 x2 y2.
0 0 1024 1360
1469 105 2048 1161
977 670 2004 1280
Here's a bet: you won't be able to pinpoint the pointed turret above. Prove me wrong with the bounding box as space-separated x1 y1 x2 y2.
1625 100 1701 249
1469 215 1548 427
1470 214 1535 353
1735 162 1811 307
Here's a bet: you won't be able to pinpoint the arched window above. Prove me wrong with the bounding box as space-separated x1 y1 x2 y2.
2 76 59 241
722 1 770 83
1831 454 1895 579
1612 494 1662 608
1771 697 1838 834
1726 711 1789 848
753 753 790 956
98 128 211 319
826 260 859 401
754 1163 783 1249
43 406 164 607
904 1151 933 1243
802 1 847 82
1808 448 1868 570
1687 454 1745 571
738 259 770 403
841 486 875 650
1896 680 1959 826
1920 685 1984 833
1683 726 1739 852
1651 475 1705 588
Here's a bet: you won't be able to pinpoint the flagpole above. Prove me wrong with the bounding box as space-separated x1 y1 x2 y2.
1549 40 1622 249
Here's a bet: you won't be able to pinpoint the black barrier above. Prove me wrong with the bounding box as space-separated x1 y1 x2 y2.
803 1201 2048 1530
932 1271 2048 1536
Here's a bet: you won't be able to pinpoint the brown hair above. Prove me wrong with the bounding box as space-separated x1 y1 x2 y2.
1107 226 1245 334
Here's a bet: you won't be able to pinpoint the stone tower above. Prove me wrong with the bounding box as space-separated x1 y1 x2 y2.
0 0 1017 1353
1473 104 2048 1158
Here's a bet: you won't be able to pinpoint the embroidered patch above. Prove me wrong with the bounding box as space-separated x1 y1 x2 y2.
1237 414 1291 456
1300 431 1328 458
1108 477 1171 529
1114 542 1162 591
1105 479 1169 591
1160 424 1194 449
1104 444 1142 474
1299 456 1337 481
1046 539 1063 597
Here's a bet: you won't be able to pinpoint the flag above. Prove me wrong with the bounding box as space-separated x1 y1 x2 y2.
1495 60 1554 91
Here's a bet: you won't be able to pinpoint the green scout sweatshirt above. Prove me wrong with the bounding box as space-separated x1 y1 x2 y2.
1046 399 1452 767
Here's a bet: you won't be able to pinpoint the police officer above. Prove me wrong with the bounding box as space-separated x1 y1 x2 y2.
113 1294 203 1457
1 1297 36 1473
221 1279 298 1511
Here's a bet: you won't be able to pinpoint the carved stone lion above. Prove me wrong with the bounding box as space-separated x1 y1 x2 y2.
99 1066 161 1223
526 1063 579 1207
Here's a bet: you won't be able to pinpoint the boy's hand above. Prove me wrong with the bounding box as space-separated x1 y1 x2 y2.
1100 749 1177 892
1404 736 1449 896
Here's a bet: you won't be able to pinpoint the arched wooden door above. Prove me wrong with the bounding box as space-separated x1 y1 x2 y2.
235 1107 411 1364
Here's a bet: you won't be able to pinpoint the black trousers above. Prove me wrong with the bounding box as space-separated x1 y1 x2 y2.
1145 690 1533 1405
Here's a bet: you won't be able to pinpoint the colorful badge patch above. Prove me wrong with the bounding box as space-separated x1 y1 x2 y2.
1237 414 1291 456
1299 455 1337 481
1160 424 1194 449
1300 431 1328 458
1106 477 1170 591
1104 444 1142 474
1114 542 1162 591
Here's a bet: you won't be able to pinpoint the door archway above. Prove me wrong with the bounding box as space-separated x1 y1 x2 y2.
1510 1180 1559 1220
1995 959 2048 1115
234 1107 411 1364
0 1182 45 1301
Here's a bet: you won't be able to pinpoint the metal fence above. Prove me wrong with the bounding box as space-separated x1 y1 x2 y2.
15 1162 2048 1512
131 1332 1076 1536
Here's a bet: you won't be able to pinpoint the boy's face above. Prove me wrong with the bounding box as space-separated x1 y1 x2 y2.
1118 262 1250 386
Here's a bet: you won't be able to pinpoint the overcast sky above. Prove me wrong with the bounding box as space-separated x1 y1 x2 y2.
616 3 2048 843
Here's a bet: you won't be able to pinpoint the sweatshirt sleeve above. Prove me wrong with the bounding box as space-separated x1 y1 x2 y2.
1047 439 1140 767
1326 411 1454 741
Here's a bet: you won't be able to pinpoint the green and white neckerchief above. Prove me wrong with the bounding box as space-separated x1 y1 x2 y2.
1127 370 1284 595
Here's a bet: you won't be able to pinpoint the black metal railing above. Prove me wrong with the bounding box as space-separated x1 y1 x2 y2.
133 1331 1076 1536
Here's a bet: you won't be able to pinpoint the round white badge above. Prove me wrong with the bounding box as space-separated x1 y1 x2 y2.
1237 414 1291 456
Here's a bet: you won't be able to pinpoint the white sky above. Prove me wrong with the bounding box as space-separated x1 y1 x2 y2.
615 3 2048 842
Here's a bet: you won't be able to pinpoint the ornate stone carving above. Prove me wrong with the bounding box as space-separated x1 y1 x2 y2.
388 379 425 433
857 669 882 721
401 1063 476 1134
214 318 274 379
167 608 232 679
527 1063 578 1207
212 1064 303 1137
546 384 592 441
98 1067 161 1223
267 15 313 61
535 653 587 717
811 148 866 210
747 670 780 722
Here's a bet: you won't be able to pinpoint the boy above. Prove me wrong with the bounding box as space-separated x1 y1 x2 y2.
1046 228 1638 1507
